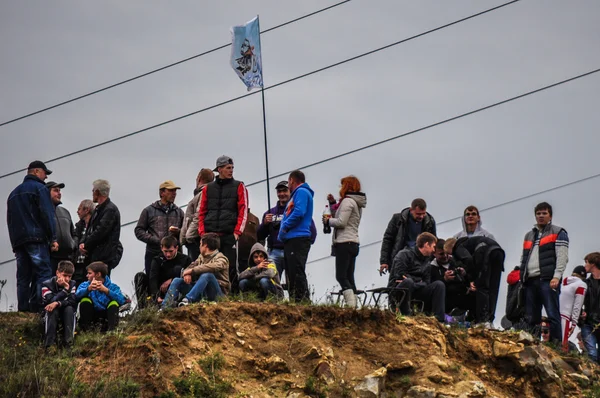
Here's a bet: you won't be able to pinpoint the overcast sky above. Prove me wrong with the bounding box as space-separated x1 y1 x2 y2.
1 0 599 324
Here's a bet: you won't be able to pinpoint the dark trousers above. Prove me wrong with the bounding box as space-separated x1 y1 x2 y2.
44 306 76 347
185 238 201 261
473 249 505 323
394 279 446 322
79 299 119 332
144 250 159 275
334 242 359 292
239 277 277 300
284 237 311 303
15 243 52 312
134 272 150 309
220 234 238 295
524 277 561 343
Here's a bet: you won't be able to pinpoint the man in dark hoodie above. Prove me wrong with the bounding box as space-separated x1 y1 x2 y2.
180 169 214 260
449 236 505 327
389 232 445 322
278 170 314 303
379 198 436 275
7 160 57 312
239 242 284 300
135 180 184 275
134 236 192 308
430 239 470 314
582 252 600 363
257 181 317 280
46 181 76 274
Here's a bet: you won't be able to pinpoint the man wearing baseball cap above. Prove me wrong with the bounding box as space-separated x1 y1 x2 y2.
135 180 185 276
7 160 58 312
46 181 76 274
198 155 248 293
257 180 317 280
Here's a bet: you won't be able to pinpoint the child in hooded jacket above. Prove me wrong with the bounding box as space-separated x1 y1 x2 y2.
238 243 284 300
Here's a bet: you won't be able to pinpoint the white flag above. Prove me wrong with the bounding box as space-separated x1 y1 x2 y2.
230 16 263 91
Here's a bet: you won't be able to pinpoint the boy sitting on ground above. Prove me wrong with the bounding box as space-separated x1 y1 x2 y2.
146 236 192 307
41 260 77 349
162 233 230 308
239 243 284 300
76 261 127 331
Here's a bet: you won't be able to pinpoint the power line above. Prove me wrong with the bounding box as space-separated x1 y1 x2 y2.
1 170 599 267
0 0 521 180
0 0 352 128
305 171 600 265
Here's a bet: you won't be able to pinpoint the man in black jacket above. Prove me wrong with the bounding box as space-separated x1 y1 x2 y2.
582 252 600 363
46 181 76 274
135 180 184 275
134 236 192 308
78 179 122 274
430 239 470 314
450 236 505 326
41 260 77 349
379 198 436 275
389 232 445 322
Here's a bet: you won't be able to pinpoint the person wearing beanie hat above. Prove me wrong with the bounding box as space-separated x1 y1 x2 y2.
559 265 588 352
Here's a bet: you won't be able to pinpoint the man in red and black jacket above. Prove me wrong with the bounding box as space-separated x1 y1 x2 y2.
198 155 248 294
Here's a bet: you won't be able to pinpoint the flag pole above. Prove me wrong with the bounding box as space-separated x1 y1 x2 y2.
257 15 272 210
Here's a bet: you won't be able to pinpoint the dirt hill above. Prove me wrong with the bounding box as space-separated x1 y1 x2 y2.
0 302 599 397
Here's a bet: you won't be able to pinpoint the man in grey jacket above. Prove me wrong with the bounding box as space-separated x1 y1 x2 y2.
135 180 184 274
453 205 496 241
180 169 214 260
46 181 76 274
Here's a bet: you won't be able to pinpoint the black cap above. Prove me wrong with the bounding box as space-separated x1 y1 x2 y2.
572 265 587 279
27 160 52 175
45 181 65 189
275 180 288 190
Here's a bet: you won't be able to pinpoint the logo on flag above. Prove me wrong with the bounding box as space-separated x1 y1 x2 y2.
230 16 263 91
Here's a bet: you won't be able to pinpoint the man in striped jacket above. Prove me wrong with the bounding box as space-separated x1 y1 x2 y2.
520 202 569 343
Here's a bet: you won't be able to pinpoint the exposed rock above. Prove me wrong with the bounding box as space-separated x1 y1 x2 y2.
314 360 335 385
236 331 246 338
517 330 536 344
492 339 524 358
302 346 320 360
535 352 560 383
427 372 453 384
516 346 539 369
431 356 450 371
264 355 290 374
405 385 436 398
354 367 387 398
552 357 575 374
323 346 335 359
567 372 590 387
454 381 487 397
386 360 414 372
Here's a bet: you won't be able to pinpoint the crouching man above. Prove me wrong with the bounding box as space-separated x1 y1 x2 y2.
162 233 230 308
239 243 284 300
42 260 77 349
76 262 127 332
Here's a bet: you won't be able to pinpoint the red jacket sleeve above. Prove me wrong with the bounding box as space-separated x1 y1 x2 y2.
235 183 248 236
197 185 208 236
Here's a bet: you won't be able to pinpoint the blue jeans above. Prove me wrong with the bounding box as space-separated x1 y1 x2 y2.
524 277 561 342
15 242 52 312
581 324 600 363
269 249 285 281
162 274 223 308
239 277 277 300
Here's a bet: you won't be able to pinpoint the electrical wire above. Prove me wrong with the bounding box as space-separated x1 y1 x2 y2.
0 0 521 179
0 0 352 128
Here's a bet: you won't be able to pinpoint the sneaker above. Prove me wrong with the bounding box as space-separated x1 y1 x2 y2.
178 298 189 307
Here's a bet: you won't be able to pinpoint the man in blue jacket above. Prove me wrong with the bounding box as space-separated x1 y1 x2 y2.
7 160 58 312
278 170 314 303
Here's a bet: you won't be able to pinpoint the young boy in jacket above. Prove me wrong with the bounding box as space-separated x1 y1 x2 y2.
560 265 588 352
239 243 284 300
76 261 127 331
162 233 230 308
42 260 77 349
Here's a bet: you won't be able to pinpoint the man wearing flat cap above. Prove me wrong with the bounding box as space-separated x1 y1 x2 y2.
198 155 248 293
7 160 58 312
46 181 76 274
135 180 185 276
